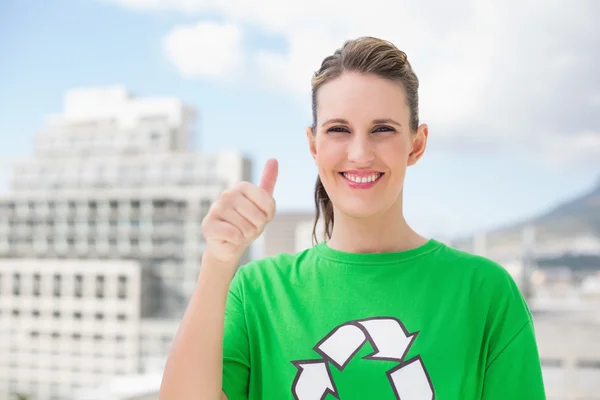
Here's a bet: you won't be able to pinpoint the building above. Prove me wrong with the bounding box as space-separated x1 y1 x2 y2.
294 218 324 253
262 211 323 258
1 86 252 315
0 259 142 400
532 300 600 399
0 86 252 399
74 372 162 400
138 319 179 374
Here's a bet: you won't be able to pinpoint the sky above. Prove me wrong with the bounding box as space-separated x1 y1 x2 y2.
0 0 598 240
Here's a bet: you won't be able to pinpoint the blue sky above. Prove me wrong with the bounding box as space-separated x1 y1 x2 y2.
1 0 598 239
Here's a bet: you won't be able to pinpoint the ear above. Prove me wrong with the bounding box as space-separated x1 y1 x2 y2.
408 123 428 166
306 126 317 162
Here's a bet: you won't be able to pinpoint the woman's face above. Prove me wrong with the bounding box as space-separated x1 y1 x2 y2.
307 72 428 220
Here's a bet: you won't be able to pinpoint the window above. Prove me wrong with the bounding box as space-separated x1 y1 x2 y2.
94 312 104 321
74 274 83 297
50 382 59 398
95 275 104 298
12 272 20 296
577 359 600 369
117 313 127 321
73 311 82 320
200 199 212 219
52 310 61 319
117 275 127 299
541 359 563 367
53 274 61 297
33 273 41 296
30 381 38 396
149 131 161 142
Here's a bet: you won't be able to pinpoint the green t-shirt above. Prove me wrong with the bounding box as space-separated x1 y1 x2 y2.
222 239 546 400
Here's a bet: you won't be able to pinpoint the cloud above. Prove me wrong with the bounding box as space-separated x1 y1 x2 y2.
252 29 342 99
104 0 600 169
534 131 600 170
162 20 244 81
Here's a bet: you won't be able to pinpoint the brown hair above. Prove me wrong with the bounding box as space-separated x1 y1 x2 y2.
310 36 421 245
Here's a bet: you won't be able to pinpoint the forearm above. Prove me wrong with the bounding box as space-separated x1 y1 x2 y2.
159 253 237 400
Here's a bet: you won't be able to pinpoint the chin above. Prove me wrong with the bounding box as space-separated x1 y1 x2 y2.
334 198 387 220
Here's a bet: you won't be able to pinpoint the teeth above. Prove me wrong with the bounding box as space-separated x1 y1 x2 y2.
342 172 381 183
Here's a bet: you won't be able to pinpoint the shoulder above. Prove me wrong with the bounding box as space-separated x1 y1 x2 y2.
238 248 311 275
433 242 530 317
436 242 520 289
230 247 314 289
444 244 533 334
436 243 534 345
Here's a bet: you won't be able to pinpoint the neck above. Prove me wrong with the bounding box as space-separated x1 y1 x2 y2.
326 196 428 254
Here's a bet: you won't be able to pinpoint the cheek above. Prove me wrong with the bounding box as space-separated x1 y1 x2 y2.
375 140 409 164
315 138 343 167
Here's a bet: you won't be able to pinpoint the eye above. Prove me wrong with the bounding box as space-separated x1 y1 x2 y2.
372 126 395 133
327 126 351 134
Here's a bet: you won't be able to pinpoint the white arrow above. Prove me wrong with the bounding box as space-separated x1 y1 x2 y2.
389 358 434 400
292 361 336 400
316 323 366 369
358 318 416 361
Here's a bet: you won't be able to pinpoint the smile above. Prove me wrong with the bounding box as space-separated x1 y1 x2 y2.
340 171 384 189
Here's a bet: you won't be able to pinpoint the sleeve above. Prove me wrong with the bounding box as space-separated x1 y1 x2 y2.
222 268 250 400
482 319 546 399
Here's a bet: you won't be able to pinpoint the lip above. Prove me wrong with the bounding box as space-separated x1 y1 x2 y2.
339 171 384 190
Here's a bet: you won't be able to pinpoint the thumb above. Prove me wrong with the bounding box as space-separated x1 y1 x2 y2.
259 158 278 196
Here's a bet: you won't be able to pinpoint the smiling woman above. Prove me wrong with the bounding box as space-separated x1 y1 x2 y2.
159 37 546 400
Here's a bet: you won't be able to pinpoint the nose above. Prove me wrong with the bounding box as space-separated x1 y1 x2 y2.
347 134 375 166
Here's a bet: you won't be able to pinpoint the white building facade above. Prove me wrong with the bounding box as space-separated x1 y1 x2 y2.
0 87 252 399
0 259 142 400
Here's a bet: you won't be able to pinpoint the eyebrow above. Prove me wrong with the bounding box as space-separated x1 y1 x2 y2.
321 118 402 127
373 119 402 127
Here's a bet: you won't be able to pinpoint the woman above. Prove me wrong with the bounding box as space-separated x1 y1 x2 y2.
160 37 546 400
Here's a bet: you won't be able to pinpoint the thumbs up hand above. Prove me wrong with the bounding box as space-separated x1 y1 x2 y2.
201 159 278 265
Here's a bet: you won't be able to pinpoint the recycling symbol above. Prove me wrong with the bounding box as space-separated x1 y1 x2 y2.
291 317 434 400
